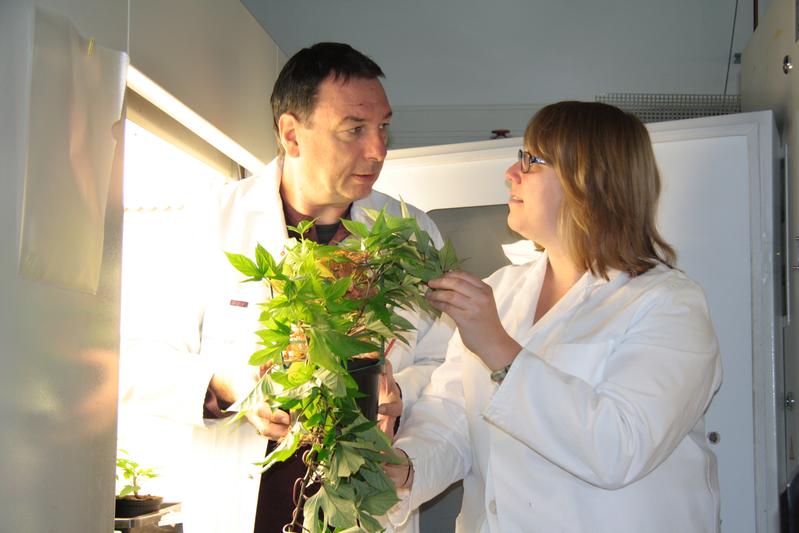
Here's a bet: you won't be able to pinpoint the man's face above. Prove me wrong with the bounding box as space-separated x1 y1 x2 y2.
292 76 392 209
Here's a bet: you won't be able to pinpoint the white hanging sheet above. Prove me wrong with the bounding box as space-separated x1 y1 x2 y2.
19 7 128 294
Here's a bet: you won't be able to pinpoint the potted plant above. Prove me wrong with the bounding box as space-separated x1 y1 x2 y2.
226 206 458 533
115 449 163 518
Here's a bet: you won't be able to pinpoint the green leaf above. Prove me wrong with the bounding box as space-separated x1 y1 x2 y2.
315 368 347 397
225 252 262 279
267 370 292 388
321 484 358 528
325 331 380 359
287 219 316 237
357 511 384 533
257 422 302 472
389 313 415 332
339 440 381 453
302 485 326 533
370 210 387 234
360 488 400 516
308 330 343 373
256 328 290 346
359 207 381 223
286 362 315 386
339 527 369 533
254 243 277 275
340 218 371 239
334 444 366 477
399 198 410 219
326 276 353 300
273 380 316 402
342 420 378 437
247 344 285 366
438 239 460 272
359 464 397 493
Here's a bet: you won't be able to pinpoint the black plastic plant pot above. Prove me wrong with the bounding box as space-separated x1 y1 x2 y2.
115 495 164 518
347 357 384 421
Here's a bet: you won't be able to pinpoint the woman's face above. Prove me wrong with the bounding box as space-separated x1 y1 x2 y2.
505 151 564 248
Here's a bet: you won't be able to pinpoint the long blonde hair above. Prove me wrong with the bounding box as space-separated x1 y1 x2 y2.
525 101 676 278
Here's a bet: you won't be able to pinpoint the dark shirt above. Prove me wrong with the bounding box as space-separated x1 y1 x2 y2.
282 199 351 246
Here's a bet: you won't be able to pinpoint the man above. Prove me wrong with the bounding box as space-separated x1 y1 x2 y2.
119 42 452 533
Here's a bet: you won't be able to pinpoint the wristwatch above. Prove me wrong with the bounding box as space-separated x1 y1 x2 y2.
490 362 513 383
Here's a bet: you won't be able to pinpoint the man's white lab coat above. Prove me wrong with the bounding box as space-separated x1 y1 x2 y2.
392 252 723 533
119 158 453 533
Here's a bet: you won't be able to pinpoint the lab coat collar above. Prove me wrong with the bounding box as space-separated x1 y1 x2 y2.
511 254 626 349
237 158 283 213
230 158 381 260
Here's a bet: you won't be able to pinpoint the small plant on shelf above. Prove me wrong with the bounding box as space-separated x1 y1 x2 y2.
226 205 459 533
115 449 163 518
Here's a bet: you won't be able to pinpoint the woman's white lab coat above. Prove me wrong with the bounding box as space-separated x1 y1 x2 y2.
119 158 452 533
391 252 722 533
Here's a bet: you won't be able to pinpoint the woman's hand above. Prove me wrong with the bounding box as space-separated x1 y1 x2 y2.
426 271 521 371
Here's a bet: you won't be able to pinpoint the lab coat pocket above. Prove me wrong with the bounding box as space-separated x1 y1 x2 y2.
544 341 614 386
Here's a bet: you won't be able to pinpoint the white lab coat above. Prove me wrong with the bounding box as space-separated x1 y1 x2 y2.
119 158 454 533
391 251 722 533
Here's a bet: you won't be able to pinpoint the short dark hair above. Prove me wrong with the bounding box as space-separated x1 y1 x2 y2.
270 42 385 156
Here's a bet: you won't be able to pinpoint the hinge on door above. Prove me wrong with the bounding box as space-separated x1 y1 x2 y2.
782 147 792 324
792 236 799 271
787 392 796 410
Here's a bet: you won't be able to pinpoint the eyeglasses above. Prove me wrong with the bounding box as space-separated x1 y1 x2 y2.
518 149 547 173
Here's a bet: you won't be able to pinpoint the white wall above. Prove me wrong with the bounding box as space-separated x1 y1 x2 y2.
131 0 286 165
0 2 127 532
0 2 284 531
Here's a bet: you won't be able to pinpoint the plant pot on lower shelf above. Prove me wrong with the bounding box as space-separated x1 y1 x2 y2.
348 357 384 421
115 495 164 518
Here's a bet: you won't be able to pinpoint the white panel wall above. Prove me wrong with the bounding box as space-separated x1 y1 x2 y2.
0 2 127 532
130 0 286 165
0 2 286 532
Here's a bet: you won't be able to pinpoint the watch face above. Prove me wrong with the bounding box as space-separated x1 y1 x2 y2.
490 364 511 383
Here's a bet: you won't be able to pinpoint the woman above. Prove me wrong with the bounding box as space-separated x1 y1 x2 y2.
386 101 722 532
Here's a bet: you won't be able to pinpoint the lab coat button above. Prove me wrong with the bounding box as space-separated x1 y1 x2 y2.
488 500 497 514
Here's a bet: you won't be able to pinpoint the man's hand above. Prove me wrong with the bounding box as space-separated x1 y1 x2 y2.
209 363 290 440
249 402 291 440
383 447 414 489
377 360 402 440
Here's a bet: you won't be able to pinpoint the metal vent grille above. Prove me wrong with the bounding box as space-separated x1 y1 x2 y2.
595 93 741 123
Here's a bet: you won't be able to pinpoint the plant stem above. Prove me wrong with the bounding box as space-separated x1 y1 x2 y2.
283 447 319 533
